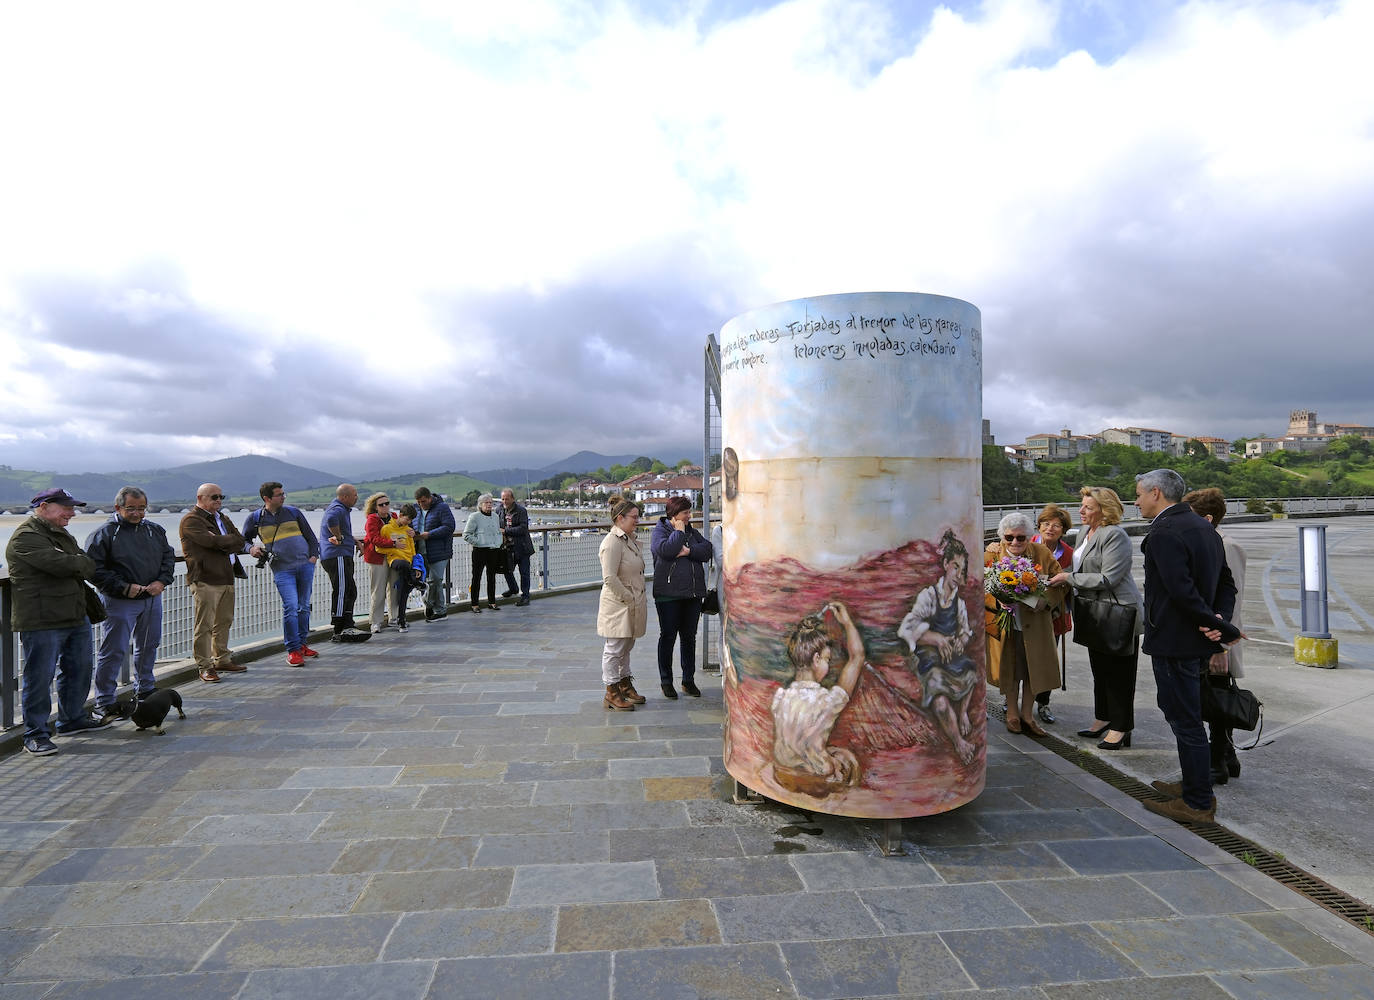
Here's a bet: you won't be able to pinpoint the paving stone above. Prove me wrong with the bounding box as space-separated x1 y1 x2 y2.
612 942 797 1000
505 761 609 781
555 898 721 952
657 855 805 899
1238 911 1363 967
531 778 646 805
297 786 425 811
1045 836 1205 876
352 867 513 912
331 835 478 874
429 952 610 1000
21 845 209 885
607 826 743 863
442 805 572 836
0 927 50 979
788 850 940 891
1040 974 1236 999
311 808 450 841
187 873 370 919
1001 874 1175 923
642 776 719 801
475 743 582 763
0 822 72 852
606 756 712 779
180 813 330 845
941 923 1139 988
714 889 881 944
40 972 250 999
474 831 610 867
1093 914 1309 975
975 807 1127 843
238 962 434 1000
1139 869 1276 916
781 932 973 998
569 801 691 832
574 741 675 760
9 920 233 979
200 914 399 971
0 879 219 927
417 782 536 809
172 788 313 815
918 842 1076 883
1212 963 1374 1000
182 842 346 879
384 906 556 959
394 762 509 784
861 882 1031 934
508 861 659 905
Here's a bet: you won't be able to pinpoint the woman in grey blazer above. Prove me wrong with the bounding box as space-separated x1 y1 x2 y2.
1049 487 1144 749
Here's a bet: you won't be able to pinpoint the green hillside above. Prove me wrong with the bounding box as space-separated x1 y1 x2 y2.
272 472 500 506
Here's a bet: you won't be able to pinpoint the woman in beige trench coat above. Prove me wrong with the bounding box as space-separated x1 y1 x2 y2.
598 495 649 711
985 511 1069 737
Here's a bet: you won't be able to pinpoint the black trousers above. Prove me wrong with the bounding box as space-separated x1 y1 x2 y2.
322 556 357 633
655 597 701 685
502 553 532 597
470 547 501 604
1087 641 1138 732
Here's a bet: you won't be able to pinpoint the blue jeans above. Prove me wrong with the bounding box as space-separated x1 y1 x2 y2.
1151 654 1212 810
272 561 315 652
94 594 163 705
425 559 449 614
20 625 94 739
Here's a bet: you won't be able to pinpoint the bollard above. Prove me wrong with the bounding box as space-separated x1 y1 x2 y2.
1294 523 1338 668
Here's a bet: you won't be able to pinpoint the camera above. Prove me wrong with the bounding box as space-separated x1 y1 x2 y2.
255 550 278 569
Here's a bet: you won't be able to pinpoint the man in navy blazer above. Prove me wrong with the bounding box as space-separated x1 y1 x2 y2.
1135 468 1241 823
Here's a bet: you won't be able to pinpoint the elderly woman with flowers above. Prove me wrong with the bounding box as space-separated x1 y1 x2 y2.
985 512 1069 737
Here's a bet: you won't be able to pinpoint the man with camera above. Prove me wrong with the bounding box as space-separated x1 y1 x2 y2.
180 483 253 682
243 481 321 667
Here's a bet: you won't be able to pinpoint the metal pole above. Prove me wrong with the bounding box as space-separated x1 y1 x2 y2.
1295 523 1337 667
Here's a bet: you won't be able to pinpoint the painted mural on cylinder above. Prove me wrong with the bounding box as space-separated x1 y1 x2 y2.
719 291 985 818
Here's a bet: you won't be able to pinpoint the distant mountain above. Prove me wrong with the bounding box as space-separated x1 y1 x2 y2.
536 451 645 475
0 454 343 507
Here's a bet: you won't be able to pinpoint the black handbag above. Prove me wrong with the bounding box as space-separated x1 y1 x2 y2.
701 590 720 615
1071 582 1136 657
1202 674 1262 732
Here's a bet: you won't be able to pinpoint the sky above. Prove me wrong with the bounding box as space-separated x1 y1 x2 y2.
2 0 1371 477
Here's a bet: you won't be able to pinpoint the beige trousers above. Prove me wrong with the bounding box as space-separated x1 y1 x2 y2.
189 581 235 669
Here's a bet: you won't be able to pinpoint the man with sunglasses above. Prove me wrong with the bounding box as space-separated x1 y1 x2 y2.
180 483 252 683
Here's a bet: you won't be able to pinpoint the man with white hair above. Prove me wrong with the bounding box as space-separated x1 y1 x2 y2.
1134 468 1241 824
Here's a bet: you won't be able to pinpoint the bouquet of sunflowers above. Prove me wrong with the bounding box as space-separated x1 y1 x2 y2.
983 553 1049 638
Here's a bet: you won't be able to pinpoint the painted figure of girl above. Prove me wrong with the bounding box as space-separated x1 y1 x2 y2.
897 529 978 764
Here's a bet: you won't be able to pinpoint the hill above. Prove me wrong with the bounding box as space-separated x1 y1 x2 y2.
284 472 499 506
0 454 342 507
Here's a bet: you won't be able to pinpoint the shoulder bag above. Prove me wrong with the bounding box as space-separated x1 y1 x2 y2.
1201 673 1261 732
1071 580 1136 657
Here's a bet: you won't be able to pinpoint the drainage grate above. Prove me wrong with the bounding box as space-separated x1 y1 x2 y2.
1033 728 1374 935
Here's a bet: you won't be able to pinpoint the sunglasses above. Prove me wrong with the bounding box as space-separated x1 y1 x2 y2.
1003 534 1027 542
378 500 391 506
206 494 225 501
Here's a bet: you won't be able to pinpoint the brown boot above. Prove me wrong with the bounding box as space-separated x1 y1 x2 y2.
619 677 647 705
1143 795 1216 824
604 683 635 711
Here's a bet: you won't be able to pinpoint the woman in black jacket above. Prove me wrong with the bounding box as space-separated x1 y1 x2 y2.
649 496 712 699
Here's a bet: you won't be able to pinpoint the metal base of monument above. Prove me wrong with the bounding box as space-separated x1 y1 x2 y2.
877 819 907 857
732 779 764 804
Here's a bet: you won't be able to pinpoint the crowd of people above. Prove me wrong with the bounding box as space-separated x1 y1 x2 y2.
3 481 542 757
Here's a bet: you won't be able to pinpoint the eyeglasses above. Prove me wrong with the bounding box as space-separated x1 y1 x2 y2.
378 501 391 506
121 506 147 513
1003 534 1027 542
206 494 225 501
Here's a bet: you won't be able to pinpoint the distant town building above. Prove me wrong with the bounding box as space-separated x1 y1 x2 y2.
1101 426 1174 453
1023 429 1097 460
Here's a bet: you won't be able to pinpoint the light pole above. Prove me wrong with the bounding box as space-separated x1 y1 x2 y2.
1294 523 1338 668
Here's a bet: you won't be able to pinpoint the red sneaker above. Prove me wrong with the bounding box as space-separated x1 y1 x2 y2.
286 649 305 667
300 645 320 658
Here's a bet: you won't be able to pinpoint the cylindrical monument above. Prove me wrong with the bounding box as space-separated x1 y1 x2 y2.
719 290 985 817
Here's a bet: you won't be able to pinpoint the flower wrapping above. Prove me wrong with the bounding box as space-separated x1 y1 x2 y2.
983 553 1049 636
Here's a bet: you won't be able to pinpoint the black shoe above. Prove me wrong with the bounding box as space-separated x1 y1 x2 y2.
55 714 114 734
1097 732 1131 750
681 680 701 698
502 588 517 598
23 735 59 756
1037 704 1056 724
1226 751 1241 779
1078 725 1110 739
487 603 500 611
471 604 481 613
515 596 530 607
1210 765 1229 785
661 684 679 699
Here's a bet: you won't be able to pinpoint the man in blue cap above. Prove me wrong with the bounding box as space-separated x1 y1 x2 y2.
4 488 114 756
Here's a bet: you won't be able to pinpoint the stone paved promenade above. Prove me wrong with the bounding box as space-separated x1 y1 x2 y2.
3 588 1374 998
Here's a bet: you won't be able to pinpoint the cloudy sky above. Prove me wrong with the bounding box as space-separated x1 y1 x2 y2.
2 0 1370 476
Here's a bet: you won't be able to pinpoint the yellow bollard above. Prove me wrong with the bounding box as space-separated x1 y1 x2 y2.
1294 635 1338 668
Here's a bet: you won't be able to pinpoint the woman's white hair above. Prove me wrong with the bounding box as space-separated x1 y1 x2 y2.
997 511 1035 537
477 493 494 506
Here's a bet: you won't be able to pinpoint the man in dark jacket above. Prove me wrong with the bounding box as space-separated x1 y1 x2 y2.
320 483 368 640
5 488 112 756
179 483 251 683
84 486 176 721
498 488 536 607
414 486 456 620
1136 468 1241 824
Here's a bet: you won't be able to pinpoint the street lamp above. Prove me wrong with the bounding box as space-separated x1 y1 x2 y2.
1294 523 1338 668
